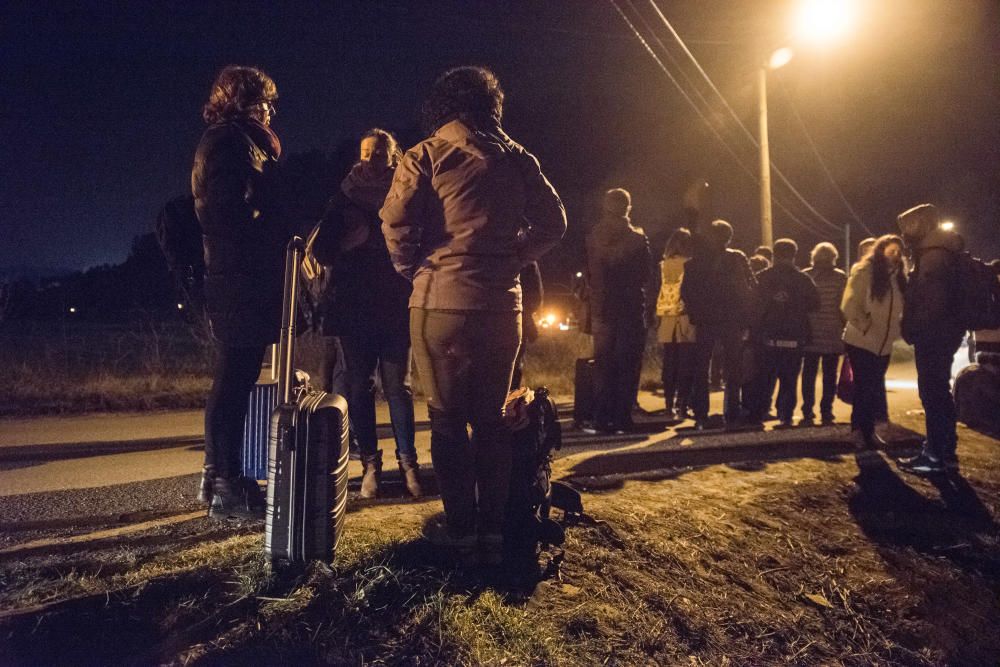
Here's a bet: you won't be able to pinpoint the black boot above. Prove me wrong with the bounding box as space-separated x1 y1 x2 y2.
360 452 382 499
208 475 265 521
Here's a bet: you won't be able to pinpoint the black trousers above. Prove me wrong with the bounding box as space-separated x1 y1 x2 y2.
845 344 890 438
204 344 267 479
692 325 744 421
757 346 803 422
661 342 696 411
592 316 646 427
801 352 840 419
914 336 963 462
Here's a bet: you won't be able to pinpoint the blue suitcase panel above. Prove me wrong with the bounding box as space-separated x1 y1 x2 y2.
242 380 278 480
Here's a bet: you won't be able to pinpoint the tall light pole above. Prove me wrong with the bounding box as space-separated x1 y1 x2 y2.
759 0 857 248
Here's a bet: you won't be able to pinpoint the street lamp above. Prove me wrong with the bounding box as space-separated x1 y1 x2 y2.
758 0 857 248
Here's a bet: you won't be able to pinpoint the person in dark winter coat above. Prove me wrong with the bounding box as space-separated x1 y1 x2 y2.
681 219 757 428
748 238 820 427
801 242 847 424
896 204 966 475
584 188 654 433
380 66 566 564
191 65 287 520
311 129 420 501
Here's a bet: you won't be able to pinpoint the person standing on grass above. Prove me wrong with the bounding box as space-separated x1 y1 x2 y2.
801 242 847 425
312 129 420 500
655 228 696 421
841 235 906 450
682 219 756 430
748 238 820 428
191 65 286 520
381 66 566 565
583 188 654 434
896 204 966 475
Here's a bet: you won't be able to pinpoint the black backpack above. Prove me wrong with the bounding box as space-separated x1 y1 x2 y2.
155 195 205 306
954 252 1000 331
505 387 569 551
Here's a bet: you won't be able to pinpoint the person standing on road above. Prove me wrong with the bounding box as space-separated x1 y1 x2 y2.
655 228 696 421
584 188 654 434
748 239 820 428
312 129 421 500
841 235 906 450
381 66 566 564
896 204 966 475
801 242 847 425
191 65 286 519
682 219 757 429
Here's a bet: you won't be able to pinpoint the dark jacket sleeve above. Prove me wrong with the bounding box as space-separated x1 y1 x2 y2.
517 150 567 265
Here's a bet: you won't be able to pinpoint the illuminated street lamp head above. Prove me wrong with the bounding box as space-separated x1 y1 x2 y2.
769 47 794 70
940 220 955 232
792 0 856 45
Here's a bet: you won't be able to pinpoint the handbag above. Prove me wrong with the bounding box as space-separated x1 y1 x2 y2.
836 355 854 405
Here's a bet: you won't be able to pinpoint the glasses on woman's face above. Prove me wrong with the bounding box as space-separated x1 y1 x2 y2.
251 100 277 117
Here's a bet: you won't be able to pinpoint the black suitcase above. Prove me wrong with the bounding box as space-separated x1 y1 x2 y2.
573 357 595 426
242 345 278 481
265 237 350 565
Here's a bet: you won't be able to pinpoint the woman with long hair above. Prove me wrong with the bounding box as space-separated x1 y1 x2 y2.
191 65 285 519
380 66 567 564
841 234 907 448
655 228 696 420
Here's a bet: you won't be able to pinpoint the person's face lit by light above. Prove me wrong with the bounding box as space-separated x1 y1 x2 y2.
884 241 903 270
360 137 391 173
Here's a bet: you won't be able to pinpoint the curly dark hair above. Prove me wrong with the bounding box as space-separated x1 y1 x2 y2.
202 65 278 124
864 234 907 301
421 66 504 135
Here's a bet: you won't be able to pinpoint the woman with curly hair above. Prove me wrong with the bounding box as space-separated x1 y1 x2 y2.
380 66 567 564
841 234 907 449
191 65 287 519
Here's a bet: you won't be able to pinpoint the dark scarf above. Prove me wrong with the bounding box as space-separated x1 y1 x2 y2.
239 118 282 160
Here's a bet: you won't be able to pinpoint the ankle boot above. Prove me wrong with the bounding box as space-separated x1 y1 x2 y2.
360 452 382 499
398 457 423 499
197 465 216 504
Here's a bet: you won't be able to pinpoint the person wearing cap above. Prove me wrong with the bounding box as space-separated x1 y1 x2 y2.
583 188 653 433
896 203 965 475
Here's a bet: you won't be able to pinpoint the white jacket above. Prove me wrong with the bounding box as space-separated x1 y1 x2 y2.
841 262 904 356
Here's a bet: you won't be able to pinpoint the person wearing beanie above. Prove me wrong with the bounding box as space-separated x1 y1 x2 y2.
583 188 653 433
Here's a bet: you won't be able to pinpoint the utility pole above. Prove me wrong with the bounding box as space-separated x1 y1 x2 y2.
758 65 774 248
844 222 851 271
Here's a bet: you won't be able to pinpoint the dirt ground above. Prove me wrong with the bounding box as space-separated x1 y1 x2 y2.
1 412 998 666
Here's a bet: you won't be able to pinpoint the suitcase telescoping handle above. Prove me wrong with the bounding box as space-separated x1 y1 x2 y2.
277 236 306 407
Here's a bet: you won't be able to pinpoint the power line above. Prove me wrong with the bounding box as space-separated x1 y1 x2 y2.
645 0 844 234
607 0 831 238
774 74 874 236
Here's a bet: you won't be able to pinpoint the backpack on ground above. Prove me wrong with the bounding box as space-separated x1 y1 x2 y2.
504 387 575 553
155 194 205 306
953 252 1000 331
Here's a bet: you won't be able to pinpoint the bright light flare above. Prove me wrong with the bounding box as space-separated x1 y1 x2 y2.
68 307 76 313
940 220 955 231
544 313 558 326
792 0 856 46
177 303 185 310
769 47 794 70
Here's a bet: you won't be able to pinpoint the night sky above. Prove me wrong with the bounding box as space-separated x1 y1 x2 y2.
2 0 998 278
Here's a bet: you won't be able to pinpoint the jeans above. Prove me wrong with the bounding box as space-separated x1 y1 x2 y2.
340 324 416 462
801 352 840 419
591 316 646 427
845 344 891 438
757 346 803 422
661 342 696 411
410 308 521 535
204 344 267 479
692 325 745 421
914 336 963 462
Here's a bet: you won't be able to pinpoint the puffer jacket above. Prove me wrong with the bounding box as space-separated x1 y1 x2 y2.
901 227 966 345
191 120 287 346
380 120 566 311
841 261 905 356
803 266 847 354
586 214 653 325
656 255 696 343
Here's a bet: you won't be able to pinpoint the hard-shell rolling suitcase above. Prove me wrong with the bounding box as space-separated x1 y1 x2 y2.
573 357 595 427
265 237 350 565
242 345 278 481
